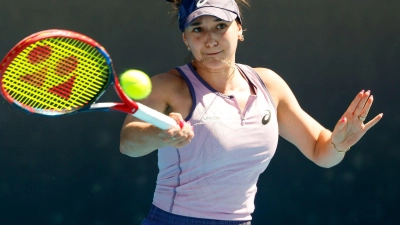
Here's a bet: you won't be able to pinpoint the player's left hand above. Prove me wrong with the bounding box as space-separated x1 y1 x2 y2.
330 90 383 152
158 112 194 148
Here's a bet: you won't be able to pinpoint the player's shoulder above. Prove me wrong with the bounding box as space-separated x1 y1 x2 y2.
251 67 287 87
149 68 191 116
152 68 180 79
252 67 279 79
150 68 189 94
252 67 292 106
151 68 183 84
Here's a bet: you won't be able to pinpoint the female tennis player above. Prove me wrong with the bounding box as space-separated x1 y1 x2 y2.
119 0 383 224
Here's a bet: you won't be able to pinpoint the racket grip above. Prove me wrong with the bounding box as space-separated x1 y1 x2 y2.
132 103 179 130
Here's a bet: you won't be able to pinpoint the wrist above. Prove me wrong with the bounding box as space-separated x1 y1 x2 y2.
330 140 350 153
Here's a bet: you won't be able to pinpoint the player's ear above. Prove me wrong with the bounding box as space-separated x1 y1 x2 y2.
182 33 189 48
238 23 243 35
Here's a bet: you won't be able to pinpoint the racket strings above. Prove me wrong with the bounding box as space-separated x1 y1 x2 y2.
2 36 110 114
5 47 82 109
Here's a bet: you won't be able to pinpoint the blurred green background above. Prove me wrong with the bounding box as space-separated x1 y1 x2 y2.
0 0 399 224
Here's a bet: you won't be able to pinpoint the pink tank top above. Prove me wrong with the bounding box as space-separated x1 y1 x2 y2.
152 63 279 221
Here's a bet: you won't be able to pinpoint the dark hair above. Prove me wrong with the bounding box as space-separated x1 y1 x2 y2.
166 0 250 22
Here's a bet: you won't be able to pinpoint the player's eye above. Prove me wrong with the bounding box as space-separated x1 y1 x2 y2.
216 23 228 29
192 27 203 33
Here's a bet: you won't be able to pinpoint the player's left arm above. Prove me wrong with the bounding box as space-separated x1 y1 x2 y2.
254 68 383 168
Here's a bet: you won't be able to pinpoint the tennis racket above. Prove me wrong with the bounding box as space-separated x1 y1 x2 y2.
0 29 178 130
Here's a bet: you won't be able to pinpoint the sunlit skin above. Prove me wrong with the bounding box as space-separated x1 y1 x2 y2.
117 2 386 222
182 16 244 93
120 15 383 169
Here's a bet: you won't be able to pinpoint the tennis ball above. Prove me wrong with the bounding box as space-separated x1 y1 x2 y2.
120 69 152 100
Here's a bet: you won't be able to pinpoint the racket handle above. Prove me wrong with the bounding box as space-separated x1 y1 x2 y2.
133 103 178 130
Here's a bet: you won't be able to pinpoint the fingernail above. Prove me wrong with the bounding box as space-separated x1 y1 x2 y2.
366 90 370 94
361 90 365 93
341 117 346 122
179 120 185 129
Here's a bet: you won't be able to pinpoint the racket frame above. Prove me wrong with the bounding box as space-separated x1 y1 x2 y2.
0 29 178 130
0 30 137 115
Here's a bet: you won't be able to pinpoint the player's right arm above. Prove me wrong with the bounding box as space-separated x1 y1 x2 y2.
119 70 194 157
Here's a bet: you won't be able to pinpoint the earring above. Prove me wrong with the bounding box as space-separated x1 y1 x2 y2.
187 46 191 51
238 34 244 42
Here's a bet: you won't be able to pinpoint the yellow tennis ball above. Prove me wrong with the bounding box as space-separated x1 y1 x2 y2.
120 69 152 100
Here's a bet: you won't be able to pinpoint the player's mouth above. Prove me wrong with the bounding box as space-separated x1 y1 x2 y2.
205 51 222 56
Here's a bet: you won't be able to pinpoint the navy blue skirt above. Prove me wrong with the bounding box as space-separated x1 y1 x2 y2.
141 205 251 225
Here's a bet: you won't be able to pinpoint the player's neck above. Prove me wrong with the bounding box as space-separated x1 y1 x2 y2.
192 61 245 94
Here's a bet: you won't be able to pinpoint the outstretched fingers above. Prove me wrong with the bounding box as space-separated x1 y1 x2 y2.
358 94 374 121
346 90 383 131
346 90 366 114
353 90 371 117
333 90 383 149
364 113 384 131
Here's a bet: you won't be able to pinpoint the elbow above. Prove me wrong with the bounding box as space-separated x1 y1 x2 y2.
317 163 335 169
119 144 133 157
313 159 342 169
119 141 142 158
120 129 144 157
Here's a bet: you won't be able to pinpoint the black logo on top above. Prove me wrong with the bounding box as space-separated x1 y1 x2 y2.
262 110 271 125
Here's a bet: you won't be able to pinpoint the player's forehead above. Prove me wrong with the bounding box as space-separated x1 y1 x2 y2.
188 16 226 26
